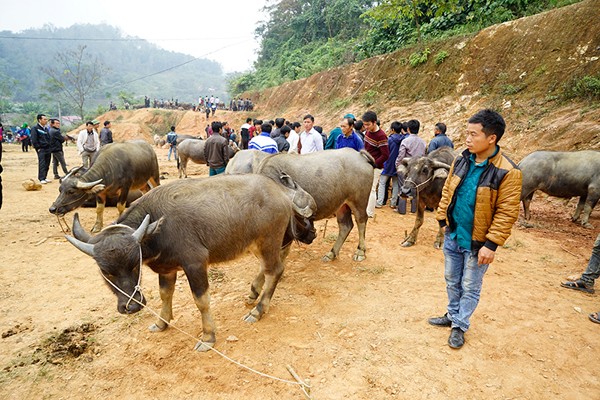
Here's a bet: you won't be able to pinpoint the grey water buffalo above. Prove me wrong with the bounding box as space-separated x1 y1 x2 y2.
65 174 317 351
178 138 237 178
224 149 270 175
50 140 160 233
255 148 376 262
398 147 456 248
519 150 600 228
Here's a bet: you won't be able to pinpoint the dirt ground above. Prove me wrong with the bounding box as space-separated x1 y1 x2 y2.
0 142 598 399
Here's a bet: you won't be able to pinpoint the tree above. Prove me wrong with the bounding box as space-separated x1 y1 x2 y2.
41 45 109 121
0 72 19 121
366 0 459 45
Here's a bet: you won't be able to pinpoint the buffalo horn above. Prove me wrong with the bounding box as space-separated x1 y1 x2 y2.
76 179 103 189
65 235 95 257
132 214 151 243
72 213 92 242
431 160 451 170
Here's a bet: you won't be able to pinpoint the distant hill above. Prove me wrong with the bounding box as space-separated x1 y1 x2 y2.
0 24 226 107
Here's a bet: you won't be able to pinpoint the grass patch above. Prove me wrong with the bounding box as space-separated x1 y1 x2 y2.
433 50 449 65
332 97 351 109
362 89 378 106
563 74 600 100
408 48 430 67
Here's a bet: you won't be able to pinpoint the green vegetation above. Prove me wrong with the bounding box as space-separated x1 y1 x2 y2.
229 0 583 95
564 74 600 100
433 50 449 65
362 90 378 106
409 48 431 67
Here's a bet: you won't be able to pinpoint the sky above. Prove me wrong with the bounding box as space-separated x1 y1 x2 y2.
0 0 269 73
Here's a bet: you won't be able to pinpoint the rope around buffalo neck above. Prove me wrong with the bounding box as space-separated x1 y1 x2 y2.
404 174 434 192
96 245 311 397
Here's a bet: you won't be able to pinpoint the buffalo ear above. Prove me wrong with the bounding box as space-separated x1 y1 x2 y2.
278 172 297 190
397 164 408 177
89 184 106 194
144 217 164 238
433 168 449 180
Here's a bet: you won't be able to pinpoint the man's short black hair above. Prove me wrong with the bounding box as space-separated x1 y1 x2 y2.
281 125 291 135
254 119 263 126
303 114 314 122
292 121 301 129
435 122 446 134
390 121 402 133
314 126 323 134
104 120 111 127
354 120 364 130
275 118 285 128
49 118 59 124
361 110 377 123
170 126 176 131
261 123 272 134
37 114 46 121
406 119 420 134
86 121 94 126
468 109 505 142
211 121 222 132
246 117 252 123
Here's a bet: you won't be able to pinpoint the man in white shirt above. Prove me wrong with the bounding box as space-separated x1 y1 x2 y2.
299 114 323 154
77 120 100 168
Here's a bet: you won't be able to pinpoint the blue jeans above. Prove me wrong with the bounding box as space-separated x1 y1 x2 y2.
209 166 226 176
581 233 600 287
168 145 177 160
443 233 489 332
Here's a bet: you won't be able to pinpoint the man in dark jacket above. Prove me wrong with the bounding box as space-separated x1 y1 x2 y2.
30 114 53 184
203 121 229 176
49 118 68 179
100 120 113 146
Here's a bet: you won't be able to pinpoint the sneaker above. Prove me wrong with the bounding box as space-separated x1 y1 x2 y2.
448 327 465 349
54 175 61 180
428 313 452 327
375 204 383 209
40 179 49 184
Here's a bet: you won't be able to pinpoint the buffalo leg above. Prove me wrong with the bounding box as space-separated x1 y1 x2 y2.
352 203 368 262
247 245 291 304
116 190 128 216
149 271 177 332
91 195 106 233
434 226 445 249
183 262 216 352
572 195 586 223
323 204 354 262
581 189 600 228
522 192 534 221
402 200 425 247
244 245 284 323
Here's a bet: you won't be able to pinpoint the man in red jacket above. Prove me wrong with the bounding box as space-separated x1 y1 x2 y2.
362 110 389 218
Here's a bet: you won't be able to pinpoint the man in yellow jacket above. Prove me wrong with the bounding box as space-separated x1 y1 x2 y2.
428 109 522 349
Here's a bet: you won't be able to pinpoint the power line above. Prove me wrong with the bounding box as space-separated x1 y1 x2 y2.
0 35 249 42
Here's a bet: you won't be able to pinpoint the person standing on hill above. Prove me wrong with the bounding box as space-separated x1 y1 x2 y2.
429 109 522 349
166 126 177 161
77 121 100 168
31 114 53 184
240 117 252 149
19 123 31 152
299 114 323 154
427 122 454 153
49 118 69 180
362 110 389 218
100 120 113 146
377 121 406 209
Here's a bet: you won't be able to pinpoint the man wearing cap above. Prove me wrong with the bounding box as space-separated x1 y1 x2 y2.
325 113 355 149
77 120 100 168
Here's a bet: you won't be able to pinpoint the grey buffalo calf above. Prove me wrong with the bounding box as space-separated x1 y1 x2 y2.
66 175 316 351
224 149 270 175
178 138 237 178
256 148 376 262
398 147 456 248
519 150 600 228
49 140 160 233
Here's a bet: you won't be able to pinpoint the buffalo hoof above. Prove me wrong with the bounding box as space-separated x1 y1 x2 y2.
194 340 215 352
148 322 168 332
245 296 257 305
353 250 366 262
91 224 102 233
242 309 260 323
401 241 415 248
583 222 594 229
520 220 534 228
433 242 442 250
322 251 336 262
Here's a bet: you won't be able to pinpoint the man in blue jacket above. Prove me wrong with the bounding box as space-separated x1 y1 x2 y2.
30 114 52 184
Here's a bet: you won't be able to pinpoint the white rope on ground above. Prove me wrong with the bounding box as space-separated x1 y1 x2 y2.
94 249 313 398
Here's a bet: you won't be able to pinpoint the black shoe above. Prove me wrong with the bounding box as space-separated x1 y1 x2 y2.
448 328 464 349
428 313 452 327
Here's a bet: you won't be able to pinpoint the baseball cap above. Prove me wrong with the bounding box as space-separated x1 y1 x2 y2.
91 119 100 125
343 113 355 119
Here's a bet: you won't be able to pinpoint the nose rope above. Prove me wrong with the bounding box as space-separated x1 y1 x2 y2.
125 245 145 311
404 174 434 192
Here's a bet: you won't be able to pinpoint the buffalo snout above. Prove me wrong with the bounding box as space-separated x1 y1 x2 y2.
117 294 146 314
400 186 416 199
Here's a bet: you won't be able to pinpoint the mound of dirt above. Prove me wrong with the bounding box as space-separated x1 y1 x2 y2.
38 323 97 365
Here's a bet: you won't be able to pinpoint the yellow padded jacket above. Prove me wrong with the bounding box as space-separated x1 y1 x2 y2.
436 147 522 251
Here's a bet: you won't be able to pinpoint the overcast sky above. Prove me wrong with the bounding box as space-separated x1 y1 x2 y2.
0 0 269 73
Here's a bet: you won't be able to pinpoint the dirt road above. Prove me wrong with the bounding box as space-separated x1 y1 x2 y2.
0 143 598 399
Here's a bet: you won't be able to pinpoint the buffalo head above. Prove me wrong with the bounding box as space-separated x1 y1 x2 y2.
66 213 161 314
398 156 451 200
49 167 105 216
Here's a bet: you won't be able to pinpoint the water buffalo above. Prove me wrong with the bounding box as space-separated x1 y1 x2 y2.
65 174 317 351
398 147 456 248
519 150 600 228
178 138 237 178
255 148 376 262
224 149 270 175
49 140 160 233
